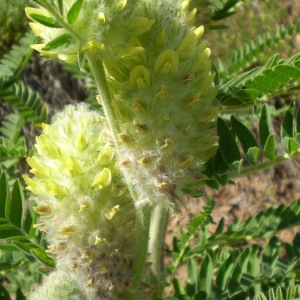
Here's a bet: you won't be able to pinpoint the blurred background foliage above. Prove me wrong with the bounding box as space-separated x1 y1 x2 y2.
0 0 29 58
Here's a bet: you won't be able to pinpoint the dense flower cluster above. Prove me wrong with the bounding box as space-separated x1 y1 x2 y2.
24 104 136 299
26 0 219 210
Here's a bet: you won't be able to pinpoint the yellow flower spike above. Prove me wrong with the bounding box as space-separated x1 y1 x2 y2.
118 133 132 145
23 175 42 195
155 28 166 48
116 0 127 11
154 49 179 75
127 17 155 36
45 179 69 198
75 131 88 151
28 22 46 39
59 225 76 235
96 146 114 167
133 121 148 132
57 53 78 63
82 40 105 54
178 33 198 60
41 123 51 135
155 85 167 101
33 205 53 215
60 156 82 177
112 99 131 122
192 47 211 72
94 235 104 245
187 8 197 23
193 25 204 39
173 20 180 34
27 157 50 179
180 0 191 11
35 135 60 158
92 168 112 189
184 93 201 109
132 98 147 113
79 203 88 212
105 205 120 220
97 12 106 25
117 47 145 65
103 57 127 82
178 155 194 166
129 65 151 89
138 157 150 165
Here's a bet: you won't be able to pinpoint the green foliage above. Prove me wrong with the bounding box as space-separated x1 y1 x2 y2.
205 101 300 188
217 21 300 82
217 53 300 108
164 199 300 300
248 285 300 300
0 32 49 125
0 169 54 297
0 0 29 58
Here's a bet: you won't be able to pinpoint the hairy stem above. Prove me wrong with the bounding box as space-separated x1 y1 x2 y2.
85 52 121 151
149 203 169 298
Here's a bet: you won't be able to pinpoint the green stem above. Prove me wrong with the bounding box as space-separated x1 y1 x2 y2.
127 205 152 300
85 52 121 151
229 152 300 179
149 203 169 298
86 51 153 299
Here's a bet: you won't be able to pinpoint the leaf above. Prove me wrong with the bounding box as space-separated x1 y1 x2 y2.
9 180 24 229
0 283 11 300
28 13 60 28
0 172 8 219
173 278 186 295
231 116 259 165
42 33 74 51
16 288 26 300
259 104 277 160
67 0 84 25
30 248 55 267
198 254 213 297
281 137 298 155
217 118 242 172
186 258 198 296
281 102 295 139
216 255 234 290
0 225 25 239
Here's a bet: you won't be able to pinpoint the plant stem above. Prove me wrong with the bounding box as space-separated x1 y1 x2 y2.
149 203 169 298
86 51 154 299
85 52 122 151
229 152 300 179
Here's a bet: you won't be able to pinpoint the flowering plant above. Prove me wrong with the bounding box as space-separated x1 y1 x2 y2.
1 1 300 299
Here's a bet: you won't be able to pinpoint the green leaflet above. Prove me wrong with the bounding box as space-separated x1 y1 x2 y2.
198 254 213 298
67 0 84 25
218 53 300 107
231 115 259 165
259 104 277 160
42 33 74 51
217 117 242 172
30 248 55 267
281 102 299 155
28 13 60 28
9 180 24 229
